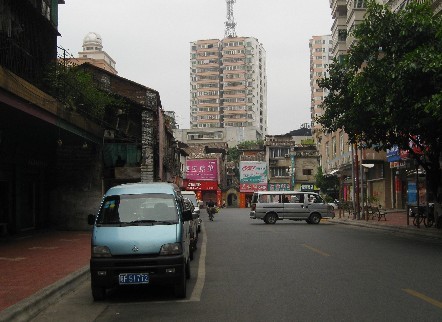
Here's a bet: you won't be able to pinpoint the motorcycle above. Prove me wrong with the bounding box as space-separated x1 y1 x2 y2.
207 206 216 221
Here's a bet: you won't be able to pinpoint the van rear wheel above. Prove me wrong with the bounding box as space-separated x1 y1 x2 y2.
264 213 277 224
309 213 321 224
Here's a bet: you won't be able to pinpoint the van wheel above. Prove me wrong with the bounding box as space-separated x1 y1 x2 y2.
92 286 106 301
309 213 321 224
265 213 277 224
306 219 312 224
175 264 187 298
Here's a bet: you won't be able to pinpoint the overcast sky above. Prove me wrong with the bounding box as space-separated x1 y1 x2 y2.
58 1 333 135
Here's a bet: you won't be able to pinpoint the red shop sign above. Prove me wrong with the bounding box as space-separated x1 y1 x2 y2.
184 180 218 191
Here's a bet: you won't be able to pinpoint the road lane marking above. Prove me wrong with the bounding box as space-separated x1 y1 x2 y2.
302 244 330 257
188 223 207 302
402 289 442 309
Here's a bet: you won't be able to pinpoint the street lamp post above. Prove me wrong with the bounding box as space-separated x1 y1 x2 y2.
287 154 295 191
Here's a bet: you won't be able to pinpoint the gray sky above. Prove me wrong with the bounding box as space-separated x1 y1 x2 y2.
58 1 332 135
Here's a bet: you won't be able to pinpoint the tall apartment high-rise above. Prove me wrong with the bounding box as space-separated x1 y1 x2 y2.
189 37 267 143
309 35 332 136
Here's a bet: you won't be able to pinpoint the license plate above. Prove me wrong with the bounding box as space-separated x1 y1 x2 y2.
119 273 149 285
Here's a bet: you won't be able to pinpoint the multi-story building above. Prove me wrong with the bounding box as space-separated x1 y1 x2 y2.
63 32 117 75
383 0 441 14
189 37 267 142
309 35 332 136
266 135 319 195
321 0 441 211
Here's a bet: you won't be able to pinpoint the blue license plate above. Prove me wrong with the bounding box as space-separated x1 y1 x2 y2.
119 273 149 285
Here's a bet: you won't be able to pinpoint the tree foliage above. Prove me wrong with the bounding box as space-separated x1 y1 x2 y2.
43 62 126 122
315 167 339 199
317 1 442 201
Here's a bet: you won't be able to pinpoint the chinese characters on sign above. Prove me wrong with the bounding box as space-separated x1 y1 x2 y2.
240 183 268 192
268 183 290 191
185 159 218 181
240 161 267 192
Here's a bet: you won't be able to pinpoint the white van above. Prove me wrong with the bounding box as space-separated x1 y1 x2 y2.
250 191 334 224
87 183 194 300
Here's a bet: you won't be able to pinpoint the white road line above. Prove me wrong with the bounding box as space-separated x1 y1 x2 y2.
188 223 207 302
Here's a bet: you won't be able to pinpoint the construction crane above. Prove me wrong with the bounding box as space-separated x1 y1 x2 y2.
225 0 237 38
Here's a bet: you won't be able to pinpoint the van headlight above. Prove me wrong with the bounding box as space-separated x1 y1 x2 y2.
92 245 112 258
160 243 182 255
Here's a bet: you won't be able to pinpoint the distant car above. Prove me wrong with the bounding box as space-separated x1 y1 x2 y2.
328 200 339 210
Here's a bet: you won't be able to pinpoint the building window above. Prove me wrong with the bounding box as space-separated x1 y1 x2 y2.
270 148 290 158
339 131 344 154
271 167 289 177
302 169 313 176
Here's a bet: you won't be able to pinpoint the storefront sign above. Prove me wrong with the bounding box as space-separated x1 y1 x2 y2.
240 161 267 192
386 145 401 162
240 183 267 192
184 180 218 191
300 184 315 192
268 183 290 191
186 159 218 181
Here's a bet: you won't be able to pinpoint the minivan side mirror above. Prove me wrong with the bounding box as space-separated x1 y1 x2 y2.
88 214 96 225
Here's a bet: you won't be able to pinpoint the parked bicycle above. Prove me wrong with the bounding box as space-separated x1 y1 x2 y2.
411 204 434 228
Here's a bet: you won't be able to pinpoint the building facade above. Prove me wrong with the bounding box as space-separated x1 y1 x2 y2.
189 37 267 142
63 32 117 75
320 0 441 212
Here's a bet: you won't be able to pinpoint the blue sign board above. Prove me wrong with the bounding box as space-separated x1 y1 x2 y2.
407 182 417 204
387 145 401 162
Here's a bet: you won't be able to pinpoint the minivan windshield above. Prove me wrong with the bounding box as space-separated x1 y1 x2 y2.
97 193 178 225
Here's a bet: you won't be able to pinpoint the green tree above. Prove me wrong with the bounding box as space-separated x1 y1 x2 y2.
315 167 339 200
43 62 125 121
318 1 442 202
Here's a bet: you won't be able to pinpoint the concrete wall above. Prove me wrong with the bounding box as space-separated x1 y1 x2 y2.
50 144 103 230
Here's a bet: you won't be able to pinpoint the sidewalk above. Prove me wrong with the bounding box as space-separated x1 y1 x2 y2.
0 229 91 322
0 212 441 321
330 209 442 239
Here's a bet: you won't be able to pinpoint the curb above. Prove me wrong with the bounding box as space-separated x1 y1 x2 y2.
0 266 89 322
329 219 442 239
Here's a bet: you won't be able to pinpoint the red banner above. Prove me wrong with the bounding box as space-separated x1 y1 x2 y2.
240 183 267 192
184 180 218 191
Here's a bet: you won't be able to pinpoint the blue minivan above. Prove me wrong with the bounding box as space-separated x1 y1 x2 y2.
87 182 194 300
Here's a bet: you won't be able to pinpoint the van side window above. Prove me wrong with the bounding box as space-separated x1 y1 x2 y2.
102 198 121 223
271 195 280 203
307 194 321 203
259 194 270 203
290 194 304 204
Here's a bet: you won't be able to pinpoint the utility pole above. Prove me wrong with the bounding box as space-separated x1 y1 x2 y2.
225 0 237 38
354 143 360 220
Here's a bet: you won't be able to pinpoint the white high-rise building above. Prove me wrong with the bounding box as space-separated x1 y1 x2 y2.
189 37 267 143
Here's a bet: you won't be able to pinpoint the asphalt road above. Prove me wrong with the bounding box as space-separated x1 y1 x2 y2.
32 208 442 322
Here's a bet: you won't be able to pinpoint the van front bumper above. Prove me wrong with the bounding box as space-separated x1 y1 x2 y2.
90 254 185 288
